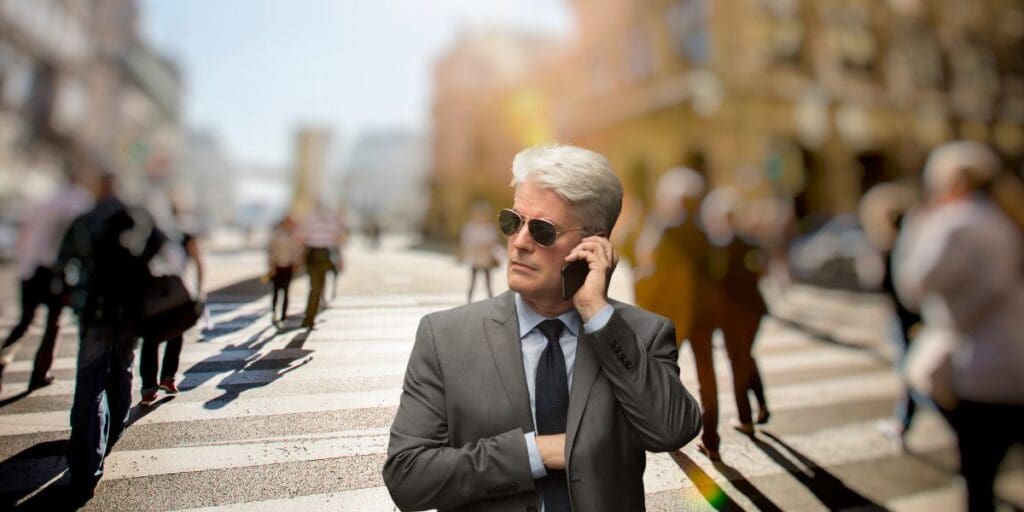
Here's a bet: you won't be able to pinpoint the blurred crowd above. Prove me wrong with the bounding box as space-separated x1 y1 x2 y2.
0 150 352 504
617 139 1023 512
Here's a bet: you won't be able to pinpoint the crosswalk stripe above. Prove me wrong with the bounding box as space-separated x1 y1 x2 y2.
175 486 403 512
0 368 900 437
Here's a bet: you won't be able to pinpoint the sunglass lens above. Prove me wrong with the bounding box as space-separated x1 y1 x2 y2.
498 209 522 236
528 220 557 246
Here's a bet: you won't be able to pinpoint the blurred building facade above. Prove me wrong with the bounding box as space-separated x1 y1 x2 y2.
0 0 182 221
175 129 236 231
290 125 332 218
426 0 1024 240
341 130 429 233
425 28 564 240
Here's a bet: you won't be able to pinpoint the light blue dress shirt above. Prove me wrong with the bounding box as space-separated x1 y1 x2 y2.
515 293 614 480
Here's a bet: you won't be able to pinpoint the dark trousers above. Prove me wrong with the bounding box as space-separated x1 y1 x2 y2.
688 320 719 450
1 266 63 383
946 400 1024 512
722 313 768 425
68 323 136 491
303 248 332 327
140 335 182 391
466 267 493 303
271 266 293 321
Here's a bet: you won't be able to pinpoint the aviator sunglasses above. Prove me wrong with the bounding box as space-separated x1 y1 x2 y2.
498 208 588 247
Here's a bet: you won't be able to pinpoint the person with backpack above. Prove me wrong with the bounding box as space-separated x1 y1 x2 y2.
54 165 167 502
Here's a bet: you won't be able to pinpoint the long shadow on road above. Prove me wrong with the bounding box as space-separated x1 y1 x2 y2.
754 430 887 511
670 450 784 511
178 320 314 411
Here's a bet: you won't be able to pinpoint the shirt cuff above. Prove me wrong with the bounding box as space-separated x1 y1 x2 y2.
583 304 614 334
524 431 548 479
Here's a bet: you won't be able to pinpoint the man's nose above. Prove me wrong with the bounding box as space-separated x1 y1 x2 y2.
511 223 534 250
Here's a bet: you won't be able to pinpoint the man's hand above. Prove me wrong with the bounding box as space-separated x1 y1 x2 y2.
566 235 618 322
536 433 566 470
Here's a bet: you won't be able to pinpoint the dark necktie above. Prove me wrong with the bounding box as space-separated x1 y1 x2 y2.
535 319 571 511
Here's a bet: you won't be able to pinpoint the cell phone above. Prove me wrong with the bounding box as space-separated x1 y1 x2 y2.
561 260 590 300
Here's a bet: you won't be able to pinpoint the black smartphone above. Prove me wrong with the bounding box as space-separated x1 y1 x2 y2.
561 260 590 300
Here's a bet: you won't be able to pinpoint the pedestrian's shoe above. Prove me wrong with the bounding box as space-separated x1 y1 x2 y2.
140 389 159 406
697 441 721 462
876 419 907 450
28 375 55 390
732 421 756 436
158 379 179 395
757 408 771 425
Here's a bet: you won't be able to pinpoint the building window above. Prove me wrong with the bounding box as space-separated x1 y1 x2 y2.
758 0 805 67
822 3 878 76
666 0 710 66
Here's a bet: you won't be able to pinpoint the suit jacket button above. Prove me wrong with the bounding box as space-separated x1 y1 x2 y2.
527 505 537 512
511 482 519 490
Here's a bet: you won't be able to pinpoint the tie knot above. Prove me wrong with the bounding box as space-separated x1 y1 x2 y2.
538 319 563 344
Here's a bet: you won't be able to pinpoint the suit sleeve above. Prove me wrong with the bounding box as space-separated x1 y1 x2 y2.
382 314 534 511
584 310 702 452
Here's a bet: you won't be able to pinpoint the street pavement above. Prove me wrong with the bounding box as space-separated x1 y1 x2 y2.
0 236 1021 511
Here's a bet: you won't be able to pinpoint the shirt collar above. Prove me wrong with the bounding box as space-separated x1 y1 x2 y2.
514 293 580 340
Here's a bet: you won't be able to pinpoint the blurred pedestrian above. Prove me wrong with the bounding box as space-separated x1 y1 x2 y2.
139 202 205 406
54 167 167 501
701 187 772 436
460 200 500 303
633 167 723 460
364 214 382 250
0 163 93 393
268 215 302 326
894 140 1024 512
328 210 350 301
859 182 924 447
298 203 343 330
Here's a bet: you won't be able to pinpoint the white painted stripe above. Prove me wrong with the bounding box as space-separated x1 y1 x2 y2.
0 413 955 494
0 369 900 437
0 388 402 436
100 429 388 480
175 486 407 512
2 340 415 374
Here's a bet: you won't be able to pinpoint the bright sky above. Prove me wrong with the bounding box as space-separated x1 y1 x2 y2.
141 0 572 168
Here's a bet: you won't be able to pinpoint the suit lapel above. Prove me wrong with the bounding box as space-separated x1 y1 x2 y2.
483 291 535 433
566 315 600 455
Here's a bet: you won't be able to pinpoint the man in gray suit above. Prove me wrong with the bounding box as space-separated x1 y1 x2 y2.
383 144 702 511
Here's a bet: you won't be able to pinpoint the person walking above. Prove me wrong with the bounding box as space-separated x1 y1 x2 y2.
298 203 342 330
894 141 1024 511
139 204 204 406
701 187 771 436
0 165 93 393
268 215 302 326
633 167 724 460
860 182 924 447
54 167 167 501
460 200 501 303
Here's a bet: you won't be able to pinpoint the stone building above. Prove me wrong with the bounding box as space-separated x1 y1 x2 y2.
427 0 1024 240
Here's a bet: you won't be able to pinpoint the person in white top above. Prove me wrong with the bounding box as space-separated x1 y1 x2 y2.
297 204 343 329
893 140 1024 512
460 201 501 303
0 170 94 393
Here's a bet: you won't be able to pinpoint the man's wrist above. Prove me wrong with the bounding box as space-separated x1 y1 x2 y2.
577 299 610 323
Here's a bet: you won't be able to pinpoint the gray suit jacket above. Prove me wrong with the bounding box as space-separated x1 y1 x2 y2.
383 291 702 511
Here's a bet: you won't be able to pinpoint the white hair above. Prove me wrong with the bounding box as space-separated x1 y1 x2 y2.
511 144 624 234
923 140 1001 196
